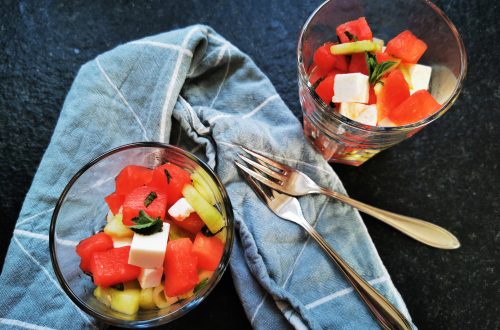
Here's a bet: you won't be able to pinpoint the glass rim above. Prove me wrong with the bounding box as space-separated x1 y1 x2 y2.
49 142 235 328
296 0 468 133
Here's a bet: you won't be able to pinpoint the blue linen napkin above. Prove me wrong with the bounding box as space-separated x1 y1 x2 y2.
0 25 414 329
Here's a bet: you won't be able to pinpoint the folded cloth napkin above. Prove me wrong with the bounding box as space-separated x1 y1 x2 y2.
0 25 413 329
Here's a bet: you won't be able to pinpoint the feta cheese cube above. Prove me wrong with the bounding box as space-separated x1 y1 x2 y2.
339 103 377 126
112 236 132 248
408 64 432 94
332 73 370 103
128 222 170 269
168 198 194 221
138 267 163 289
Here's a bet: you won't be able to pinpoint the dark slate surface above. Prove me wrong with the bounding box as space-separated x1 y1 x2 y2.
1 0 499 329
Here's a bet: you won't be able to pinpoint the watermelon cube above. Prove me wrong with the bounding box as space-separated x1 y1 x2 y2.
90 246 141 287
385 30 427 64
164 238 199 296
376 70 410 123
104 192 124 215
115 165 153 196
122 186 168 226
388 90 441 125
172 212 205 235
336 17 373 43
348 53 368 75
313 43 349 72
192 232 224 271
150 163 192 208
76 232 113 273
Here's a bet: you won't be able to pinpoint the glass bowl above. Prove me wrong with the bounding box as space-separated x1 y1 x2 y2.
49 142 234 328
298 0 467 166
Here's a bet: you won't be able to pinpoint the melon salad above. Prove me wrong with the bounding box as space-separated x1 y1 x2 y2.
309 17 440 127
75 163 226 316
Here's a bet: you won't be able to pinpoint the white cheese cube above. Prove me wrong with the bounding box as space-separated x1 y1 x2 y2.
408 64 432 94
168 198 194 221
128 222 170 269
112 236 132 248
332 73 369 103
138 267 163 289
339 103 377 126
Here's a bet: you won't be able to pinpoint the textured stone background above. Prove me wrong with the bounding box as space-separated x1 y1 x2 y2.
1 0 499 329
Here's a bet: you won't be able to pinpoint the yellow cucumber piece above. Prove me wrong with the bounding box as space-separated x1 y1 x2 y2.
93 286 114 307
153 284 178 309
191 172 217 206
330 40 381 55
139 288 156 310
399 64 414 89
104 214 133 238
373 37 385 49
111 288 140 315
182 185 224 234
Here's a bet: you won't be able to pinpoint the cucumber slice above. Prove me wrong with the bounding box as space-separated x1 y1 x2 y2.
182 185 224 234
191 172 217 206
330 40 381 55
93 286 114 307
153 284 178 309
104 214 133 238
373 37 385 49
139 288 156 310
111 288 140 315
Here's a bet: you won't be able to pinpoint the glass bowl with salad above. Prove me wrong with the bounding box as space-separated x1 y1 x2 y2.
49 142 234 327
297 0 467 166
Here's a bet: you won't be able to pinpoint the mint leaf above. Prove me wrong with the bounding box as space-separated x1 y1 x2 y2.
144 191 157 207
194 278 209 294
130 210 163 235
365 52 397 85
164 169 172 184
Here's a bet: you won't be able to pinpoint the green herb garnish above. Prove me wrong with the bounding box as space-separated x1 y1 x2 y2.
366 52 397 85
194 278 209 294
344 31 358 41
164 169 172 184
144 191 157 207
129 210 163 235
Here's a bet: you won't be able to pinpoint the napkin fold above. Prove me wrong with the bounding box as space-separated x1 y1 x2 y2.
0 25 413 329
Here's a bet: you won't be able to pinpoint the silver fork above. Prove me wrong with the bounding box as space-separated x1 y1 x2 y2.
237 165 412 330
236 145 460 250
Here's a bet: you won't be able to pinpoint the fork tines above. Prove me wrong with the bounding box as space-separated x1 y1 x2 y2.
235 146 287 191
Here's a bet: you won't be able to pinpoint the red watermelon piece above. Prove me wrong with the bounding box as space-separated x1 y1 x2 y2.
164 238 199 296
192 232 224 271
122 186 167 226
150 163 191 208
90 246 140 287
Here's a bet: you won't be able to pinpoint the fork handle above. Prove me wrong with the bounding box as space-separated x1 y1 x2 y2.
301 221 412 330
319 188 460 250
